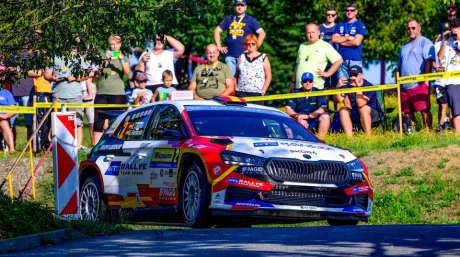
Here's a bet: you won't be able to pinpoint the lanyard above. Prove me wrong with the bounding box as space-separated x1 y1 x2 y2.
233 15 244 29
346 21 357 35
205 62 218 76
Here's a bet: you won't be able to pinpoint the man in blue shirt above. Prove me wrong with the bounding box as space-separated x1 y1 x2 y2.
286 72 330 139
398 19 434 131
214 0 266 75
332 3 366 80
320 7 339 90
0 87 16 152
334 65 383 137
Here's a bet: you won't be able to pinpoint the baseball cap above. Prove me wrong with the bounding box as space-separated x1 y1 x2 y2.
234 0 247 5
349 65 363 76
301 72 314 82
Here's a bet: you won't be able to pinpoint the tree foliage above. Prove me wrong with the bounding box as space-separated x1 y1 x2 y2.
0 0 457 93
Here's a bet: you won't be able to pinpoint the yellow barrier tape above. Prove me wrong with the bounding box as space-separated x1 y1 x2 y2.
0 106 36 114
397 70 460 84
243 84 399 102
34 103 137 108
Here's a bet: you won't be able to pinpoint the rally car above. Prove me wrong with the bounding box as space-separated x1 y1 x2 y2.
79 96 373 227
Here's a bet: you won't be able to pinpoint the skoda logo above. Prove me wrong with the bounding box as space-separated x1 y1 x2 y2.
303 154 312 160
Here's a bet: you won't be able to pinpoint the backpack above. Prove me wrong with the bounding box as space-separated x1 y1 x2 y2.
392 116 413 134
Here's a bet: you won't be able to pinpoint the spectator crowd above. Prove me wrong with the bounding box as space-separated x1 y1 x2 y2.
0 0 459 152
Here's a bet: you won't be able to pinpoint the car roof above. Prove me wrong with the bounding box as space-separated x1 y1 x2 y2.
130 100 286 114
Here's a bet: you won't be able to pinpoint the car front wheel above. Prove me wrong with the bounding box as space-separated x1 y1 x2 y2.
80 176 107 221
180 161 211 228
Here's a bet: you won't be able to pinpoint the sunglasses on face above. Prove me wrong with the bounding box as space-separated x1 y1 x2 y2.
345 9 356 12
302 79 314 83
407 26 417 31
246 42 256 46
447 7 457 10
326 13 337 17
349 73 358 77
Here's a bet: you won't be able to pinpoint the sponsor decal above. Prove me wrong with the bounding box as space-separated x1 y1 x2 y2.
280 142 334 151
149 172 158 186
300 206 319 210
159 188 176 201
352 186 370 193
258 192 265 200
213 165 222 175
351 172 364 180
236 202 260 207
105 161 121 176
99 144 123 151
238 180 264 188
136 193 141 204
303 154 311 160
120 163 147 170
163 181 175 187
289 149 318 154
343 206 366 212
254 142 279 147
228 178 239 184
242 167 263 172
150 148 180 168
168 169 174 178
215 193 221 200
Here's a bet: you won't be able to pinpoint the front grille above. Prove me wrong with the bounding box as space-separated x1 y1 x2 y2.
225 185 349 207
265 159 349 184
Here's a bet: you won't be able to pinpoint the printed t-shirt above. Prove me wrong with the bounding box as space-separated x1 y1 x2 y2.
218 14 262 58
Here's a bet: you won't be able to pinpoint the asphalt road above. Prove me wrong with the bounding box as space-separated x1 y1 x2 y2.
5 225 460 257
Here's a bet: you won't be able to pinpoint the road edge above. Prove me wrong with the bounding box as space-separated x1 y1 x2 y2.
0 229 86 254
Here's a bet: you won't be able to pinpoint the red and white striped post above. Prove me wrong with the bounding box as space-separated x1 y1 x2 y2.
52 109 80 219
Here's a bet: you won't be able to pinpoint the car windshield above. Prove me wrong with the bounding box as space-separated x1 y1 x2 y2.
185 105 320 142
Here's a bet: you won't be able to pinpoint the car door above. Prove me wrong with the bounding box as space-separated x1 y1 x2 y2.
110 106 157 208
144 104 188 205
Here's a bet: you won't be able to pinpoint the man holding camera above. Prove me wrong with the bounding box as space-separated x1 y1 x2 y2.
398 19 434 131
438 18 460 133
333 65 383 137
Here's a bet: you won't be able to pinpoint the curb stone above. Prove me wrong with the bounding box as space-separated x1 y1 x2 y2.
0 229 86 254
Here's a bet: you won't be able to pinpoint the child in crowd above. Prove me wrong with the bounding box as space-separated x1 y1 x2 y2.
131 72 153 105
152 70 176 101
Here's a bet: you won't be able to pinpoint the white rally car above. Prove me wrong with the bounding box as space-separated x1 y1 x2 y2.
79 96 373 227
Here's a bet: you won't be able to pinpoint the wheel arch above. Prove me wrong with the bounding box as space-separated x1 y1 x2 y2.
177 150 210 184
79 161 104 193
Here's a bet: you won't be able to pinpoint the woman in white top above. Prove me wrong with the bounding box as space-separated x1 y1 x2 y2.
234 34 272 104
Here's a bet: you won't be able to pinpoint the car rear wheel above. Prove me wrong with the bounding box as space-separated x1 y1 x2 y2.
327 219 359 226
80 176 107 221
180 161 212 228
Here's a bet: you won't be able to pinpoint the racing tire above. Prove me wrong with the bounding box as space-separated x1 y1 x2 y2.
179 161 212 228
80 176 107 221
327 219 359 226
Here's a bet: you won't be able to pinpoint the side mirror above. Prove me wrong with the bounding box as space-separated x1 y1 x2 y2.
161 130 183 139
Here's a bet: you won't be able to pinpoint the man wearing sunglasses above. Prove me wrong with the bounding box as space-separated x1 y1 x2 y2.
214 0 266 75
435 3 457 43
398 19 435 131
333 65 383 137
332 2 366 80
286 72 330 140
320 7 339 90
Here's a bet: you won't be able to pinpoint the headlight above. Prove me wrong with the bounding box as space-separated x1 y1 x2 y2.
346 159 364 172
220 151 266 166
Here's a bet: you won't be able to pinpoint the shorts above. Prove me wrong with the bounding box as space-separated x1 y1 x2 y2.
83 99 95 124
235 91 264 105
94 94 127 132
435 85 448 104
10 95 33 128
348 106 381 124
447 85 460 117
400 82 431 113
58 97 83 126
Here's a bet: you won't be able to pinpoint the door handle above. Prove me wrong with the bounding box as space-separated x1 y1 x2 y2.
106 155 115 160
137 153 147 159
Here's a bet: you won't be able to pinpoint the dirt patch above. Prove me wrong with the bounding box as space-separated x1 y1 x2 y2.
361 145 460 193
0 158 53 198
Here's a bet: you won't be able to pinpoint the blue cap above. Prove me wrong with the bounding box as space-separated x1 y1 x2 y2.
234 0 247 5
301 72 314 82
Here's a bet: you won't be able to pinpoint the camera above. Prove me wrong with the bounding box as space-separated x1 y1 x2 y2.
445 33 452 39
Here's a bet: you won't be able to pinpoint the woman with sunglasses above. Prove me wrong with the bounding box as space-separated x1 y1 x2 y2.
234 34 271 105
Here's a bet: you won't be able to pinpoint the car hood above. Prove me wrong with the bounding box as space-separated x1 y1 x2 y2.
227 137 355 163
